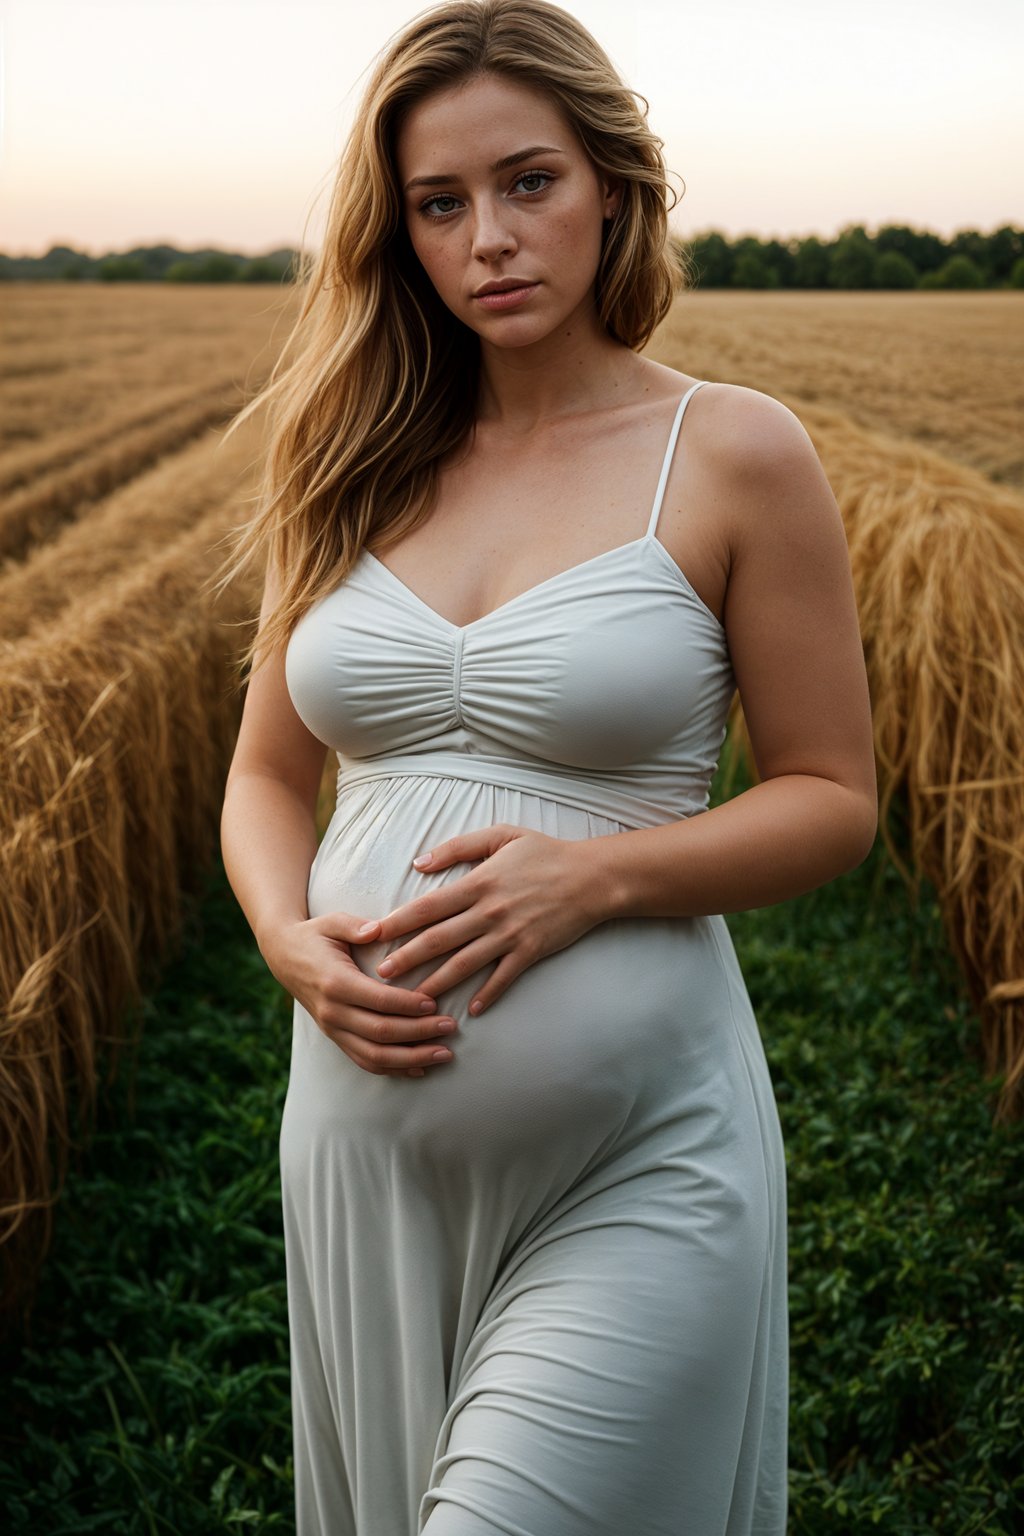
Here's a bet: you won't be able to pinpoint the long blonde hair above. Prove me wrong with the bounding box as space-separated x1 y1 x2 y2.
211 0 691 674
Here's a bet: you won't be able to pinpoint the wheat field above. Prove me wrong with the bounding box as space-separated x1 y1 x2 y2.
1 281 1022 1317
650 290 1024 489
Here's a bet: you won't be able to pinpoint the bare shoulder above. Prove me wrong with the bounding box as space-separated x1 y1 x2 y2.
685 381 842 574
695 381 828 498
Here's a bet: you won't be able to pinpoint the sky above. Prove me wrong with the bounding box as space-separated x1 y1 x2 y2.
0 0 1019 258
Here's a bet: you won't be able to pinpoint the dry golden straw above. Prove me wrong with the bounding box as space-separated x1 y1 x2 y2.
0 381 241 563
0 499 260 1326
721 401 1024 1123
0 421 259 643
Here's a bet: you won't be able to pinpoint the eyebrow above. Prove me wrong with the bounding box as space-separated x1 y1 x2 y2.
403 145 566 193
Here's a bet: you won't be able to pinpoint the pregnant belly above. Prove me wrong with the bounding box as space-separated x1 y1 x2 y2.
292 774 737 1170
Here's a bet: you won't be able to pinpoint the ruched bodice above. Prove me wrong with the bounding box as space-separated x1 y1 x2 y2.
285 381 736 829
277 378 789 1536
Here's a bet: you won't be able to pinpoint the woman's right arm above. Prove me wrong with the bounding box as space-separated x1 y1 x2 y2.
219 560 460 1077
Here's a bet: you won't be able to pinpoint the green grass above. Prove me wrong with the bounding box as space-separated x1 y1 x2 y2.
0 750 1021 1533
0 869 295 1531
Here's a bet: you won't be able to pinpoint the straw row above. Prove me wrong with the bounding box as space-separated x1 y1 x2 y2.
722 401 1024 1122
0 420 259 643
0 377 250 497
0 382 247 563
0 497 260 1324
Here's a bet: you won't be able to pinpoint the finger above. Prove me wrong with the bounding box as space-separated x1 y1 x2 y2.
411 824 507 873
376 912 485 980
466 951 528 1015
339 1003 459 1045
415 938 502 1001
350 1038 456 1075
331 1024 458 1075
338 964 441 1017
318 911 382 944
375 881 472 944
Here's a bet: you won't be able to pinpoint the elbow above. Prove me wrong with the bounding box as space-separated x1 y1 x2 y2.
841 793 879 872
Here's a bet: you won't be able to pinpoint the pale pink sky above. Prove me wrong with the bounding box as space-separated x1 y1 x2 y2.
0 0 1019 257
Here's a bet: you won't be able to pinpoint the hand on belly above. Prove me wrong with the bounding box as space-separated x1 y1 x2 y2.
263 905 461 1078
369 821 612 1016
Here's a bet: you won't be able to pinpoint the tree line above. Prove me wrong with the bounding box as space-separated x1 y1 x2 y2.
2 224 1022 289
0 244 297 284
676 223 1023 290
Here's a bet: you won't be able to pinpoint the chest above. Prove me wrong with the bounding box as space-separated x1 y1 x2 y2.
285 537 733 773
367 406 728 630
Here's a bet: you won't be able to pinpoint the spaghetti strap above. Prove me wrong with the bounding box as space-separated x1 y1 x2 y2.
646 380 709 540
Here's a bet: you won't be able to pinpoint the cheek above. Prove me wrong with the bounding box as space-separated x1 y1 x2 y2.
547 210 604 287
549 192 603 252
414 234 461 295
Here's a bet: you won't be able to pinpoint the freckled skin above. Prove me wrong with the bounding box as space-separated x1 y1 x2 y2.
395 72 621 359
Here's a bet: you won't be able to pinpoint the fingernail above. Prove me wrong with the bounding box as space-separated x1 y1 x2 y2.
377 959 394 976
469 1000 483 1015
419 998 436 1012
357 921 378 935
412 854 431 869
431 1049 453 1062
437 1019 457 1033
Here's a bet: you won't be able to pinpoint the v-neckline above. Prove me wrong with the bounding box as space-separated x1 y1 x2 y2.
359 381 717 635
361 534 724 636
362 538 648 633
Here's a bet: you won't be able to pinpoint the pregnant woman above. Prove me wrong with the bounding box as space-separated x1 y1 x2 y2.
218 2 877 1531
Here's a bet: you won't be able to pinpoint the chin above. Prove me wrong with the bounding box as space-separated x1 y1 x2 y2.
461 312 545 343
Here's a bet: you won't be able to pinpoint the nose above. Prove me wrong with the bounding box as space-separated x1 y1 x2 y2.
470 195 517 263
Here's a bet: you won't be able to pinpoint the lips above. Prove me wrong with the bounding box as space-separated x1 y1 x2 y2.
474 280 537 297
472 282 540 311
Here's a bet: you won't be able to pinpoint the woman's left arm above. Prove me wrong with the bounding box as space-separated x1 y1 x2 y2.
582 385 879 919
369 389 878 1011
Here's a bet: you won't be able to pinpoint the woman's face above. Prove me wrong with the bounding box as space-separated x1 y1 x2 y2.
395 72 620 347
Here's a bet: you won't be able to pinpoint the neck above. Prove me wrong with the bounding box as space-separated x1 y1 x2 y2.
473 293 641 434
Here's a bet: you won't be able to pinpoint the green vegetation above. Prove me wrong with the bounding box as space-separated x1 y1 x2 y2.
682 223 1022 292
1 224 1021 289
0 869 295 1530
0 243 299 285
0 743 1020 1532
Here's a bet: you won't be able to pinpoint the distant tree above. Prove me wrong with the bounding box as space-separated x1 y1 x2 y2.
760 237 794 287
875 223 947 279
1010 255 1024 289
164 253 241 282
874 250 918 290
989 226 1024 284
58 257 90 281
829 227 875 289
793 235 829 289
193 253 242 282
949 229 991 283
732 250 776 288
97 255 147 281
239 256 290 283
933 254 985 289
688 231 733 287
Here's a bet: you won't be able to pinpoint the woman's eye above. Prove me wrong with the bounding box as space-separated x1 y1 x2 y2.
420 170 554 220
514 170 553 195
422 193 460 217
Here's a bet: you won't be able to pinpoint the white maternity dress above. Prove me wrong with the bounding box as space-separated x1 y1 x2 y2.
280 378 789 1535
